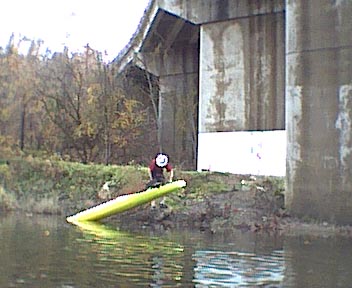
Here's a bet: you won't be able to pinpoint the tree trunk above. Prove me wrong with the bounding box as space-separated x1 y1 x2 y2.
19 100 26 151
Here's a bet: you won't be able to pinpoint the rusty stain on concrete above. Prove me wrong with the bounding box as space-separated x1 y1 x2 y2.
114 0 352 223
201 20 246 132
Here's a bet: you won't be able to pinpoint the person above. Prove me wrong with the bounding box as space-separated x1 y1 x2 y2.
147 153 174 208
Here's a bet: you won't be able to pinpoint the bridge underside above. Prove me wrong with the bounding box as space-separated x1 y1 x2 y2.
114 0 352 224
135 9 200 168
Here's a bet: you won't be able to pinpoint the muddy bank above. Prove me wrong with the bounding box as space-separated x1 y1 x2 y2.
2 158 351 238
105 174 352 238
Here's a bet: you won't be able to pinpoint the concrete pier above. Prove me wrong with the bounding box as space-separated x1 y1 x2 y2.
285 0 352 223
114 0 352 224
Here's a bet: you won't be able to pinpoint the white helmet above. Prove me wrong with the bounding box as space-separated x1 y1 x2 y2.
156 153 168 167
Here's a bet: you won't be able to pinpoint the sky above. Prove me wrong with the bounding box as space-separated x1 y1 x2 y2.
0 0 150 62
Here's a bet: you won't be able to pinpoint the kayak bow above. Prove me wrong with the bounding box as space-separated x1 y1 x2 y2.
66 179 186 223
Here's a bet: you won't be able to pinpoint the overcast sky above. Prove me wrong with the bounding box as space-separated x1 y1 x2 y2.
0 0 150 61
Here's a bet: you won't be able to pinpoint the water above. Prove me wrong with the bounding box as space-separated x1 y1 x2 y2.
0 214 351 288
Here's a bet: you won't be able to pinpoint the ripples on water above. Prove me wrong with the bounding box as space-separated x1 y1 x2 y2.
193 250 284 287
69 221 186 287
0 215 286 287
1 215 352 287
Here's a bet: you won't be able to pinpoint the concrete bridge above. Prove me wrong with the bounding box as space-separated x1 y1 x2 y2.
113 0 352 224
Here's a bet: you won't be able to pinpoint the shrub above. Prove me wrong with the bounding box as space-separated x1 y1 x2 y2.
0 185 17 211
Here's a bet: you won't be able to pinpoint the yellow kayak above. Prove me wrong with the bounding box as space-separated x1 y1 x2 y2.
66 180 186 223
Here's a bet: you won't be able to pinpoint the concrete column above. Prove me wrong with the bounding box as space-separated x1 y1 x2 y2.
285 0 352 223
158 44 199 169
159 75 198 168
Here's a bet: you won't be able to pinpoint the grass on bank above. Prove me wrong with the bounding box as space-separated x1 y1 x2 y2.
0 155 148 214
0 155 285 216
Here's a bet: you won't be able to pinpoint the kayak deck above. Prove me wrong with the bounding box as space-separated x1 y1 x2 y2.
66 180 186 223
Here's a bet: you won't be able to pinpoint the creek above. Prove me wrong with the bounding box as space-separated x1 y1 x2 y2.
0 214 351 287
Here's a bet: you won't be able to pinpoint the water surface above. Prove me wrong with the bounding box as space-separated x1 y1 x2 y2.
0 214 351 287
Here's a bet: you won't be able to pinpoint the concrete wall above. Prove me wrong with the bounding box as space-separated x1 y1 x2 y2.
157 0 286 133
158 54 199 167
135 0 285 168
285 0 352 224
198 130 286 176
199 12 285 132
115 0 352 223
137 10 200 168
157 0 285 24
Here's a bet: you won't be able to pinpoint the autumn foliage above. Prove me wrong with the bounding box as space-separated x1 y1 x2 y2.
0 36 158 165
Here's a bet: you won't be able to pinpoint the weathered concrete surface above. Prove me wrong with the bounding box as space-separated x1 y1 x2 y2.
199 11 285 132
157 0 285 24
114 0 285 168
139 11 200 168
156 0 286 132
113 0 352 224
285 0 352 224
114 7 200 168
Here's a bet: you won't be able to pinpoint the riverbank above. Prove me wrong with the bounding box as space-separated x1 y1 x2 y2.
1 156 352 237
111 174 352 238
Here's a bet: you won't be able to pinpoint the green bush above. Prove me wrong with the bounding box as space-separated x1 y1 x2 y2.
0 185 17 211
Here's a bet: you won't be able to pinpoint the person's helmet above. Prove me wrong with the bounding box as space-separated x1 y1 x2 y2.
155 153 168 167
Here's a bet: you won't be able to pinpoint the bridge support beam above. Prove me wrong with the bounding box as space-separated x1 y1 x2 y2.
285 0 352 223
137 10 199 169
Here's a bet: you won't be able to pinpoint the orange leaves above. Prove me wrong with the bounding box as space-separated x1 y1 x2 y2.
0 38 155 164
74 121 98 138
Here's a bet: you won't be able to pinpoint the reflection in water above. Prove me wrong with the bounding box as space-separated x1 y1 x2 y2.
193 250 284 287
1 214 352 287
0 214 187 287
72 220 185 287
